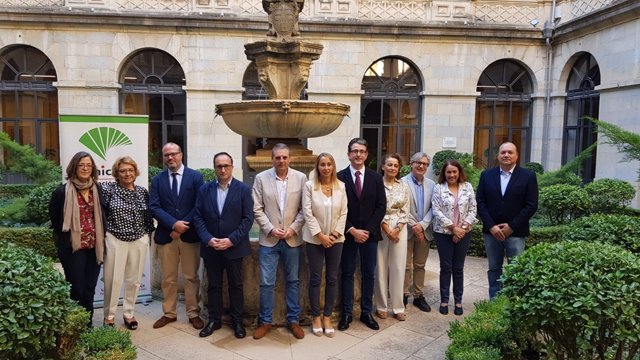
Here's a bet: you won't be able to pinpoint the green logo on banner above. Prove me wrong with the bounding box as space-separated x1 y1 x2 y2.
79 127 133 160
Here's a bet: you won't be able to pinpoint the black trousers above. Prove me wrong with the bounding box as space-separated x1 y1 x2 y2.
57 246 101 318
202 249 244 323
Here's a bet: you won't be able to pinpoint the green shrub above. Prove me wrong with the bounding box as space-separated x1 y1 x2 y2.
197 167 217 182
0 227 56 259
537 170 583 188
562 214 640 254
539 184 590 224
0 197 30 226
502 241 640 360
0 240 79 359
0 131 59 184
0 184 38 198
51 305 90 360
148 165 162 185
523 162 544 174
399 165 411 178
584 178 635 214
447 296 525 360
25 181 59 225
79 326 136 360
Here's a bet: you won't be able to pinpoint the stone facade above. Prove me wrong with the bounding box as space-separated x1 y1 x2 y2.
2 0 639 321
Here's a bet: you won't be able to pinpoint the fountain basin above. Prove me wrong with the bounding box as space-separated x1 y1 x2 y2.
216 100 350 138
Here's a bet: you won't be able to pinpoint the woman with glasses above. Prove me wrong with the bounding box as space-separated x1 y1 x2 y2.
101 156 155 329
49 151 106 327
432 160 477 316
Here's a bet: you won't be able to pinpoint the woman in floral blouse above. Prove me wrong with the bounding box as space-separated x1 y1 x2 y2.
49 151 106 327
432 160 477 316
101 156 155 329
374 153 410 321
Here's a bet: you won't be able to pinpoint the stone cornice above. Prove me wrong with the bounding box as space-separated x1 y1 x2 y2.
0 7 544 43
553 0 640 43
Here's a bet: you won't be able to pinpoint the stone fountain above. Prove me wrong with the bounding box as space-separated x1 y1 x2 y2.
215 0 350 174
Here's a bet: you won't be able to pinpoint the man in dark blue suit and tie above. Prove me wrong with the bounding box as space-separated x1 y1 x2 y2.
337 138 386 331
193 152 254 339
150 143 205 330
476 142 538 299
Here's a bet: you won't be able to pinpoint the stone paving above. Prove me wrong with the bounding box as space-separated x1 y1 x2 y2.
94 252 489 360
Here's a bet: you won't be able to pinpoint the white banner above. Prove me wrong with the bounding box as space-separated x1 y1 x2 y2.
59 114 152 307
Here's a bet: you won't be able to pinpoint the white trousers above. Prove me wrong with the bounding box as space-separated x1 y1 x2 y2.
374 226 408 315
103 232 149 320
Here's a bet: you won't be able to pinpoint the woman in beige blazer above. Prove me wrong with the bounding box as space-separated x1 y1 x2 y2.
303 152 348 338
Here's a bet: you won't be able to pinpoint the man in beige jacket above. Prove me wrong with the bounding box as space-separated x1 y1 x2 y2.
252 143 307 340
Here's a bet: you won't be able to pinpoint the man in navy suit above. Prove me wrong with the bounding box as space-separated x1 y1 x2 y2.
150 143 205 330
337 138 386 331
476 142 538 299
193 152 254 339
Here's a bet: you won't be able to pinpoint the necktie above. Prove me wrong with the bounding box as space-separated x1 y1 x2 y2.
171 172 179 198
355 170 362 199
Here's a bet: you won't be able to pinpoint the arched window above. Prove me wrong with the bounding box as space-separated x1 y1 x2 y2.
119 49 186 168
361 57 421 170
0 45 58 165
474 59 533 168
563 53 600 182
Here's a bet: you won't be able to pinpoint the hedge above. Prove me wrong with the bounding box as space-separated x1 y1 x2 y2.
0 184 38 199
0 227 56 259
562 214 640 255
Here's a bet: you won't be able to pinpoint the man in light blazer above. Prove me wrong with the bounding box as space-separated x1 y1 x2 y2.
252 143 307 340
401 152 435 312
476 142 538 299
337 138 387 331
193 152 254 339
150 143 205 330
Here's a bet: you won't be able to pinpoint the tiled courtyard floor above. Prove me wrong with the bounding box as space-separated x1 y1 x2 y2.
94 252 489 360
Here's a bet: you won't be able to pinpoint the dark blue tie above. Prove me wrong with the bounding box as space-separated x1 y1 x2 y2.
171 172 179 198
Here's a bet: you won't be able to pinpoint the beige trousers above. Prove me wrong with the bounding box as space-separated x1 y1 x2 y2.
374 226 408 315
404 234 431 297
103 232 149 321
158 238 201 319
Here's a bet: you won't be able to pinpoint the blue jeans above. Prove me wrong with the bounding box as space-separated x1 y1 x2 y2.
258 241 301 324
435 232 471 304
484 234 525 299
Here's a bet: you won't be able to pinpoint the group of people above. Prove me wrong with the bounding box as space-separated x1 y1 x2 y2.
49 138 537 339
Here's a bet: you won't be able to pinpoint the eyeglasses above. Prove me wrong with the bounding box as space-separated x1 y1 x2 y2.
215 164 232 170
118 169 136 174
349 149 367 155
412 161 429 167
77 164 93 169
163 152 181 158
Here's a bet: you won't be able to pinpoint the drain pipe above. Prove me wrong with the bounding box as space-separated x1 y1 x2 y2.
541 0 556 169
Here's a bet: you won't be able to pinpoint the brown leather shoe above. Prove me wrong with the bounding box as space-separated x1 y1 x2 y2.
253 323 272 339
153 316 177 329
289 323 305 339
189 316 204 330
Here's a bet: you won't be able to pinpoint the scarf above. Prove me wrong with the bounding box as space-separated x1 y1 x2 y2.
62 178 105 264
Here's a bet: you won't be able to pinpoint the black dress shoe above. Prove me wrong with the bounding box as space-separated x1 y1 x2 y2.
359 313 380 330
439 304 449 315
199 321 222 337
454 305 464 316
413 295 432 312
232 321 246 338
338 314 352 331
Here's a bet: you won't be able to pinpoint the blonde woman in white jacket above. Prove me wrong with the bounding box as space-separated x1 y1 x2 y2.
303 153 348 338
432 159 477 316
